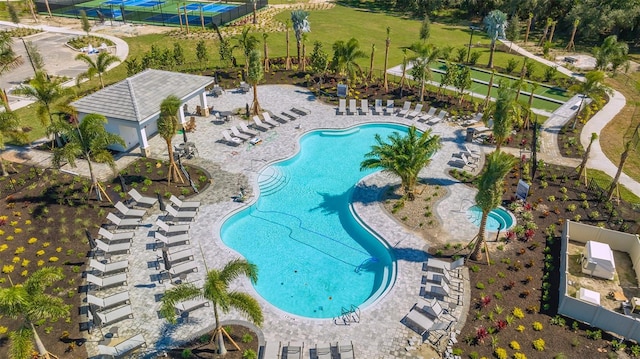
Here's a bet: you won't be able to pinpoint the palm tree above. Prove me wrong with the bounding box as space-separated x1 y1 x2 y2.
263 33 270 72
332 38 367 84
367 43 375 81
576 132 598 182
538 17 553 46
291 10 310 69
607 126 639 200
524 13 533 44
483 10 508 69
0 110 28 176
399 48 408 96
470 151 516 262
249 0 257 24
235 27 259 75
247 49 263 116
566 18 580 51
1 32 23 111
75 52 121 89
568 70 611 129
483 69 496 110
0 267 71 359
408 42 439 102
284 19 291 70
52 113 124 201
360 126 441 201
157 95 184 185
593 35 629 72
13 71 72 147
383 27 391 93
483 82 517 151
160 259 263 355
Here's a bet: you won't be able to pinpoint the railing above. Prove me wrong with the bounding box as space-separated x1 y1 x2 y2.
334 305 360 325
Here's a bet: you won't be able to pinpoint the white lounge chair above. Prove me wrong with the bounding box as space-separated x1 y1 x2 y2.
373 99 383 114
96 304 133 326
337 98 347 115
404 307 434 337
160 260 198 283
253 115 274 129
97 333 146 358
87 291 130 310
284 342 304 359
406 103 424 119
414 297 456 321
230 126 251 141
460 154 477 169
106 213 140 229
169 195 200 210
127 188 157 207
98 227 134 243
262 112 280 127
155 232 189 248
164 248 194 263
397 101 412 117
239 121 258 136
165 205 197 222
156 219 189 236
464 144 481 162
425 257 464 276
86 273 127 290
222 130 242 144
462 112 483 126
338 341 355 359
114 201 146 218
89 259 128 275
93 237 131 255
384 100 395 115
359 99 370 115
174 298 210 314
316 344 332 359
418 107 437 122
348 99 357 115
428 110 448 125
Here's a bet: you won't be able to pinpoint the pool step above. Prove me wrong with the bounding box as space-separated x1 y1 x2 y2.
258 166 288 196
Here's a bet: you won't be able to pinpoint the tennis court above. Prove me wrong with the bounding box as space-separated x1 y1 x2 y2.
37 0 266 27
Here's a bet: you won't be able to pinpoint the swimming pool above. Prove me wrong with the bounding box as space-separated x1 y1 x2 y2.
220 124 406 318
466 206 516 231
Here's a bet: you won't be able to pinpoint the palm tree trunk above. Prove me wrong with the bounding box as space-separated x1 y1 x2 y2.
524 16 532 44
367 44 375 81
566 21 578 51
27 0 38 22
31 322 50 359
548 21 557 44
252 2 257 24
488 41 496 68
251 84 260 116
44 0 52 17
296 40 302 71
484 71 495 109
301 40 306 72
470 211 489 261
571 96 585 129
419 72 425 102
576 134 597 177
285 29 291 70
1 88 11 112
86 157 103 201
383 38 390 93
166 139 184 185
99 73 105 89
538 24 549 46
1 156 8 176
607 145 630 200
264 40 270 72
212 304 227 355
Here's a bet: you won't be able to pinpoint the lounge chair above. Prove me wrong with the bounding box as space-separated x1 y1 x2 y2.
464 144 481 162
164 247 194 263
418 107 437 122
230 126 251 141
420 282 450 301
397 101 412 117
239 81 250 93
156 219 189 236
97 333 146 359
284 342 304 359
406 103 424 119
424 268 461 291
155 232 189 249
165 205 197 222
106 213 140 229
462 112 483 127
424 257 464 276
348 99 357 115
338 341 355 359
239 121 258 136
262 112 280 127
93 237 131 255
222 130 242 145
253 115 274 130
89 259 128 276
403 307 435 338
281 110 298 121
174 298 210 314
127 188 157 207
413 297 456 321
159 259 198 283
98 227 134 243
291 107 308 116
169 195 200 210
384 100 395 115
373 99 383 114
87 291 130 310
359 99 370 115
114 201 146 218
86 273 127 290
263 342 281 359
316 344 332 359
428 110 448 125
460 154 477 169
337 98 347 115
269 112 288 123
95 304 133 326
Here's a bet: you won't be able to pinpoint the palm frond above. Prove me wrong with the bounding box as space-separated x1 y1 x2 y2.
8 326 34 359
228 292 263 327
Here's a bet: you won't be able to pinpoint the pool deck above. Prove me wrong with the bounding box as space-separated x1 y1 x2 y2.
82 85 480 358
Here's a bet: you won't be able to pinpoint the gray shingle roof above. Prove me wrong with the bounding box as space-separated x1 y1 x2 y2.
71 69 214 122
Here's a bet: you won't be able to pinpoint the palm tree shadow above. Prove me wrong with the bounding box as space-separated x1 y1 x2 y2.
393 247 429 262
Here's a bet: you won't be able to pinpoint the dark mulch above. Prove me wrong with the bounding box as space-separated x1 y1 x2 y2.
166 325 259 359
0 159 209 359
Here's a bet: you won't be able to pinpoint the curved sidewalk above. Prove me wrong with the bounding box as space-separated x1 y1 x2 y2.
501 40 639 197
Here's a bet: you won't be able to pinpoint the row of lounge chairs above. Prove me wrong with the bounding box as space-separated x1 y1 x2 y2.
221 108 309 145
449 144 481 171
336 99 448 124
263 341 355 359
403 258 465 348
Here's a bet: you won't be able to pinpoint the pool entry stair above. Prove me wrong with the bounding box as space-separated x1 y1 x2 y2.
354 257 379 273
258 166 288 196
333 305 360 325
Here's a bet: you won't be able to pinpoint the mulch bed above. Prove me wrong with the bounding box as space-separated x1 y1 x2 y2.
166 324 259 359
0 159 209 359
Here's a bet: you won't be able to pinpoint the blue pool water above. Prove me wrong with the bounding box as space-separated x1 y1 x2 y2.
220 124 407 318
467 206 516 231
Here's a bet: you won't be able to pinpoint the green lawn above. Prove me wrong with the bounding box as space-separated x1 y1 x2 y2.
588 169 640 204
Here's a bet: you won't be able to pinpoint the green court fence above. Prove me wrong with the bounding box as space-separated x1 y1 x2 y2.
35 0 267 27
